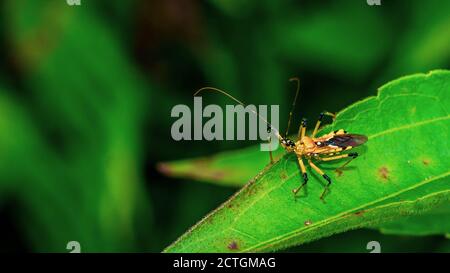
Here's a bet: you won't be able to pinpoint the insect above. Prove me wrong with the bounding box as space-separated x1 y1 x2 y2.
194 78 367 200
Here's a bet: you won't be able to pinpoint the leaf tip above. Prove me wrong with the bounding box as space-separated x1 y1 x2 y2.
156 162 172 176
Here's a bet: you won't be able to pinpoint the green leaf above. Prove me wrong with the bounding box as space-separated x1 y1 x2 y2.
272 1 391 79
376 203 450 237
157 145 284 187
383 0 450 79
4 0 152 251
163 70 450 252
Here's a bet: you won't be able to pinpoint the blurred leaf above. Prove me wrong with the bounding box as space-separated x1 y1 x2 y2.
288 229 447 253
0 89 92 251
376 203 450 237
383 0 450 80
163 70 450 252
0 92 39 180
436 239 450 252
3 0 152 252
158 145 284 187
207 0 282 18
273 1 391 79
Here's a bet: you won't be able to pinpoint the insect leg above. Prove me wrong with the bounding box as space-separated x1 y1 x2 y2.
320 152 357 162
297 118 307 141
311 111 336 138
334 152 358 175
293 157 308 195
316 146 351 158
308 159 332 200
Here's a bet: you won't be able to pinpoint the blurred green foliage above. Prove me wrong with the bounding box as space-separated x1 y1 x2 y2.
0 0 448 252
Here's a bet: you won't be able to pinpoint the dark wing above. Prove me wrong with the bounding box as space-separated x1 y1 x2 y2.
325 134 367 148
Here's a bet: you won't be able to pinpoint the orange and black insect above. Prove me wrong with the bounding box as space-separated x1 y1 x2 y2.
195 78 367 200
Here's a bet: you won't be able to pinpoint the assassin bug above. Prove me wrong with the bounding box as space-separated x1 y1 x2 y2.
194 78 367 200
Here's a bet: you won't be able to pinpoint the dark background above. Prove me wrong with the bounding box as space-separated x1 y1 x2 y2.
0 0 448 252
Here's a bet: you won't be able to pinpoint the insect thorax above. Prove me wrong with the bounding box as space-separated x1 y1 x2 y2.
295 135 339 156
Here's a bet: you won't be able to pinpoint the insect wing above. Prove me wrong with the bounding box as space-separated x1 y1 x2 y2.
326 134 367 148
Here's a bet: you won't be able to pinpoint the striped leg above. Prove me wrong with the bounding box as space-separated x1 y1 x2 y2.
321 152 359 175
297 118 307 141
293 157 308 195
308 159 332 200
311 111 336 138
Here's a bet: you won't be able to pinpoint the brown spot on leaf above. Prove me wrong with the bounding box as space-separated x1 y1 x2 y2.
335 169 343 177
228 241 239 250
280 171 287 179
226 202 240 211
354 210 365 217
422 159 430 166
378 167 389 180
304 220 312 226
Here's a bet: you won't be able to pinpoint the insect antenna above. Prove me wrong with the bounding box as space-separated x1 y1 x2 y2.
285 77 301 137
194 87 282 140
